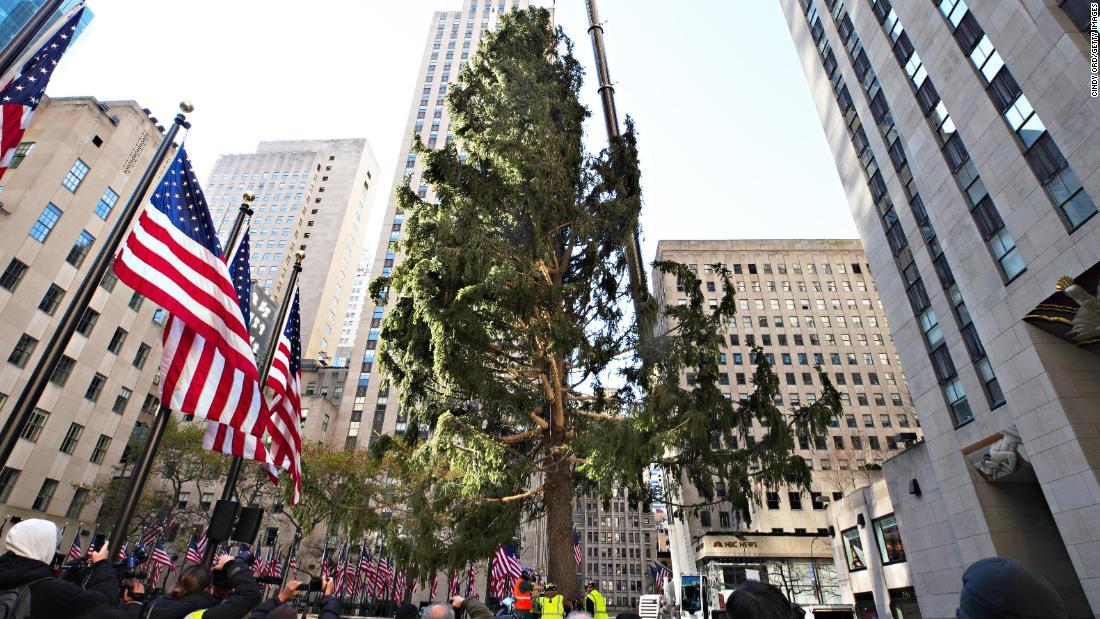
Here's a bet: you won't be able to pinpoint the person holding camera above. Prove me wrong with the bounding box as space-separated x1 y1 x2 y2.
0 518 120 618
142 554 261 619
247 575 340 619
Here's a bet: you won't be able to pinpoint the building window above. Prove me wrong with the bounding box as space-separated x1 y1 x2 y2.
133 343 151 369
699 511 711 527
29 203 62 242
59 423 84 454
100 264 119 291
200 492 214 511
873 515 906 564
0 467 19 502
0 258 29 291
842 528 866 571
90 435 110 464
112 387 132 414
62 159 90 192
32 478 59 511
788 491 803 510
765 492 780 510
85 373 107 402
127 292 144 311
66 487 89 518
107 327 128 355
38 284 65 315
8 333 38 368
9 142 34 168
20 408 49 442
76 308 99 336
65 231 96 267
50 355 76 387
94 187 119 220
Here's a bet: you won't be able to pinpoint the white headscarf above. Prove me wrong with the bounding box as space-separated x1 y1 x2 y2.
5 518 59 564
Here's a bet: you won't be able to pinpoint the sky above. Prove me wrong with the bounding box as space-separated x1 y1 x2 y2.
47 0 858 265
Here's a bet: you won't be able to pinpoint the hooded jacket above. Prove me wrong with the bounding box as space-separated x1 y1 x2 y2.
956 556 1068 619
144 559 261 619
0 552 119 619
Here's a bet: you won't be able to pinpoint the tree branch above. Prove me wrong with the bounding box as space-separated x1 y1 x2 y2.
502 427 545 445
478 484 545 504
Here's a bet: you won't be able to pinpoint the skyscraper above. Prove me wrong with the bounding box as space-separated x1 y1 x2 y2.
337 0 529 451
206 139 380 366
0 0 92 51
778 1 1100 615
0 96 169 526
654 239 921 611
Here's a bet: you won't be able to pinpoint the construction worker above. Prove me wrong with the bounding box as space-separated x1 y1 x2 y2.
538 583 564 619
513 568 540 619
584 580 607 619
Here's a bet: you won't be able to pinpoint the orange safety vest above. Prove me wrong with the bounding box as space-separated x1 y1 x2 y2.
513 577 533 610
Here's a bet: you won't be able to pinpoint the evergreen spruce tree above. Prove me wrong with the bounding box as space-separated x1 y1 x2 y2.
369 8 841 598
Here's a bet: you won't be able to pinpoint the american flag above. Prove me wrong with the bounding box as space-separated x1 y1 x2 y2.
202 229 276 475
253 546 267 577
429 572 439 600
0 6 83 182
466 563 477 597
359 549 375 596
393 567 406 602
184 534 202 565
194 527 208 560
320 545 332 580
66 534 82 562
289 553 298 577
269 549 283 580
113 147 272 472
490 545 522 600
148 541 176 586
116 541 128 562
573 528 583 565
265 288 304 503
650 561 670 595
334 541 349 594
375 558 393 597
448 569 460 598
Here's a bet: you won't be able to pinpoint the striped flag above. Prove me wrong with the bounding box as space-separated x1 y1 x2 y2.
376 559 393 597
113 147 272 475
194 527 208 560
466 563 477 597
184 535 202 565
573 528 583 565
289 553 298 577
393 567 406 603
650 561 671 595
359 549 375 596
265 288 304 503
448 569 460 598
202 229 276 475
0 7 84 182
429 572 438 600
116 541 127 562
253 547 267 577
321 545 332 580
66 534 82 562
489 545 521 600
334 541 349 594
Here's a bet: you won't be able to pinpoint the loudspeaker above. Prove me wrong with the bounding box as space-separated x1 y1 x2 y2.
208 500 239 540
232 506 264 545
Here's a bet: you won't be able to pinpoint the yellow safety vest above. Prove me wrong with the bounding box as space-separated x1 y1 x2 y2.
540 594 564 617
184 611 206 619
587 589 608 619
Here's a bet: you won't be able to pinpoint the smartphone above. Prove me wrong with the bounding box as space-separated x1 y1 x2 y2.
91 533 106 552
299 577 323 592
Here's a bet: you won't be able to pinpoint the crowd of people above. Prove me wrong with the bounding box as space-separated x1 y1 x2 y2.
0 518 1075 619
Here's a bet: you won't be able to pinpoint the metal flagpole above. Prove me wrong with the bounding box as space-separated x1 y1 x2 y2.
0 103 193 478
278 529 302 589
204 251 304 563
0 0 63 80
583 0 648 307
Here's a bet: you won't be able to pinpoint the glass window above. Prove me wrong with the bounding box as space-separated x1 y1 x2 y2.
8 333 38 368
76 308 99 336
842 528 867 571
874 515 906 563
29 203 62 242
62 159 90 192
0 258 29 291
94 187 119 220
20 408 49 442
85 373 107 402
50 355 76 387
0 467 20 502
91 435 111 464
59 422 84 454
38 284 65 316
66 487 89 518
9 142 34 168
32 478 58 511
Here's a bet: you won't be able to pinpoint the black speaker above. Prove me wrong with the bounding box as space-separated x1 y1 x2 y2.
264 526 278 547
208 500 239 540
232 506 264 545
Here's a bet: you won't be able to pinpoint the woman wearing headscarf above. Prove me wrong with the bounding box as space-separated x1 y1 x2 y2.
142 553 261 619
0 518 119 618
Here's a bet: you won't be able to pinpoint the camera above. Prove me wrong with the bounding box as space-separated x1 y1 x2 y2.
63 546 149 585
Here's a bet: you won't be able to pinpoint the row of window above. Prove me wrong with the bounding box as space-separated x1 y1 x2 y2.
0 466 91 518
721 330 887 348
684 262 865 276
841 514 905 571
801 0 984 427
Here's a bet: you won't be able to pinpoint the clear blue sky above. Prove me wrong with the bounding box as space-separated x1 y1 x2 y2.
48 1 857 264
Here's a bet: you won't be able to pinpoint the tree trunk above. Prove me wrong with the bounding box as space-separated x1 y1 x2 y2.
544 454 577 600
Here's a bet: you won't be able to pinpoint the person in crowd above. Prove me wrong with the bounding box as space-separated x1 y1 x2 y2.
396 601 420 619
955 556 1067 619
565 612 593 619
724 580 801 619
583 580 607 619
427 595 494 619
143 553 260 618
0 518 120 617
120 580 146 618
512 568 540 619
248 578 306 619
538 583 564 619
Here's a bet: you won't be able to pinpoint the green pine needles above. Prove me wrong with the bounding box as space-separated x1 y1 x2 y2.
367 7 840 596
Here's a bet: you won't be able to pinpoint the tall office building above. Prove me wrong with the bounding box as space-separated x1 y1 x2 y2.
654 239 922 610
0 0 93 51
0 96 169 530
337 0 529 451
778 1 1100 615
206 139 379 366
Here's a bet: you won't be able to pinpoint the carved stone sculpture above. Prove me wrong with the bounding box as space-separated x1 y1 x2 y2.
975 427 1022 480
1057 276 1100 344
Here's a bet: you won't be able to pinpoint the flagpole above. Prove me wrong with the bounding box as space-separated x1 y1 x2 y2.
222 192 255 259
0 103 193 476
278 529 302 589
0 0 64 80
204 252 304 563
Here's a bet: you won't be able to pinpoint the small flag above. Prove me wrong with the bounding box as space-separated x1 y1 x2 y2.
184 535 202 565
448 568 460 598
573 528 583 566
66 534 82 562
466 563 477 597
429 572 439 600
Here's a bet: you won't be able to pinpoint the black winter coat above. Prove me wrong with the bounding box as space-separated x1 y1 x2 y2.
0 551 120 619
144 561 260 619
248 595 340 619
